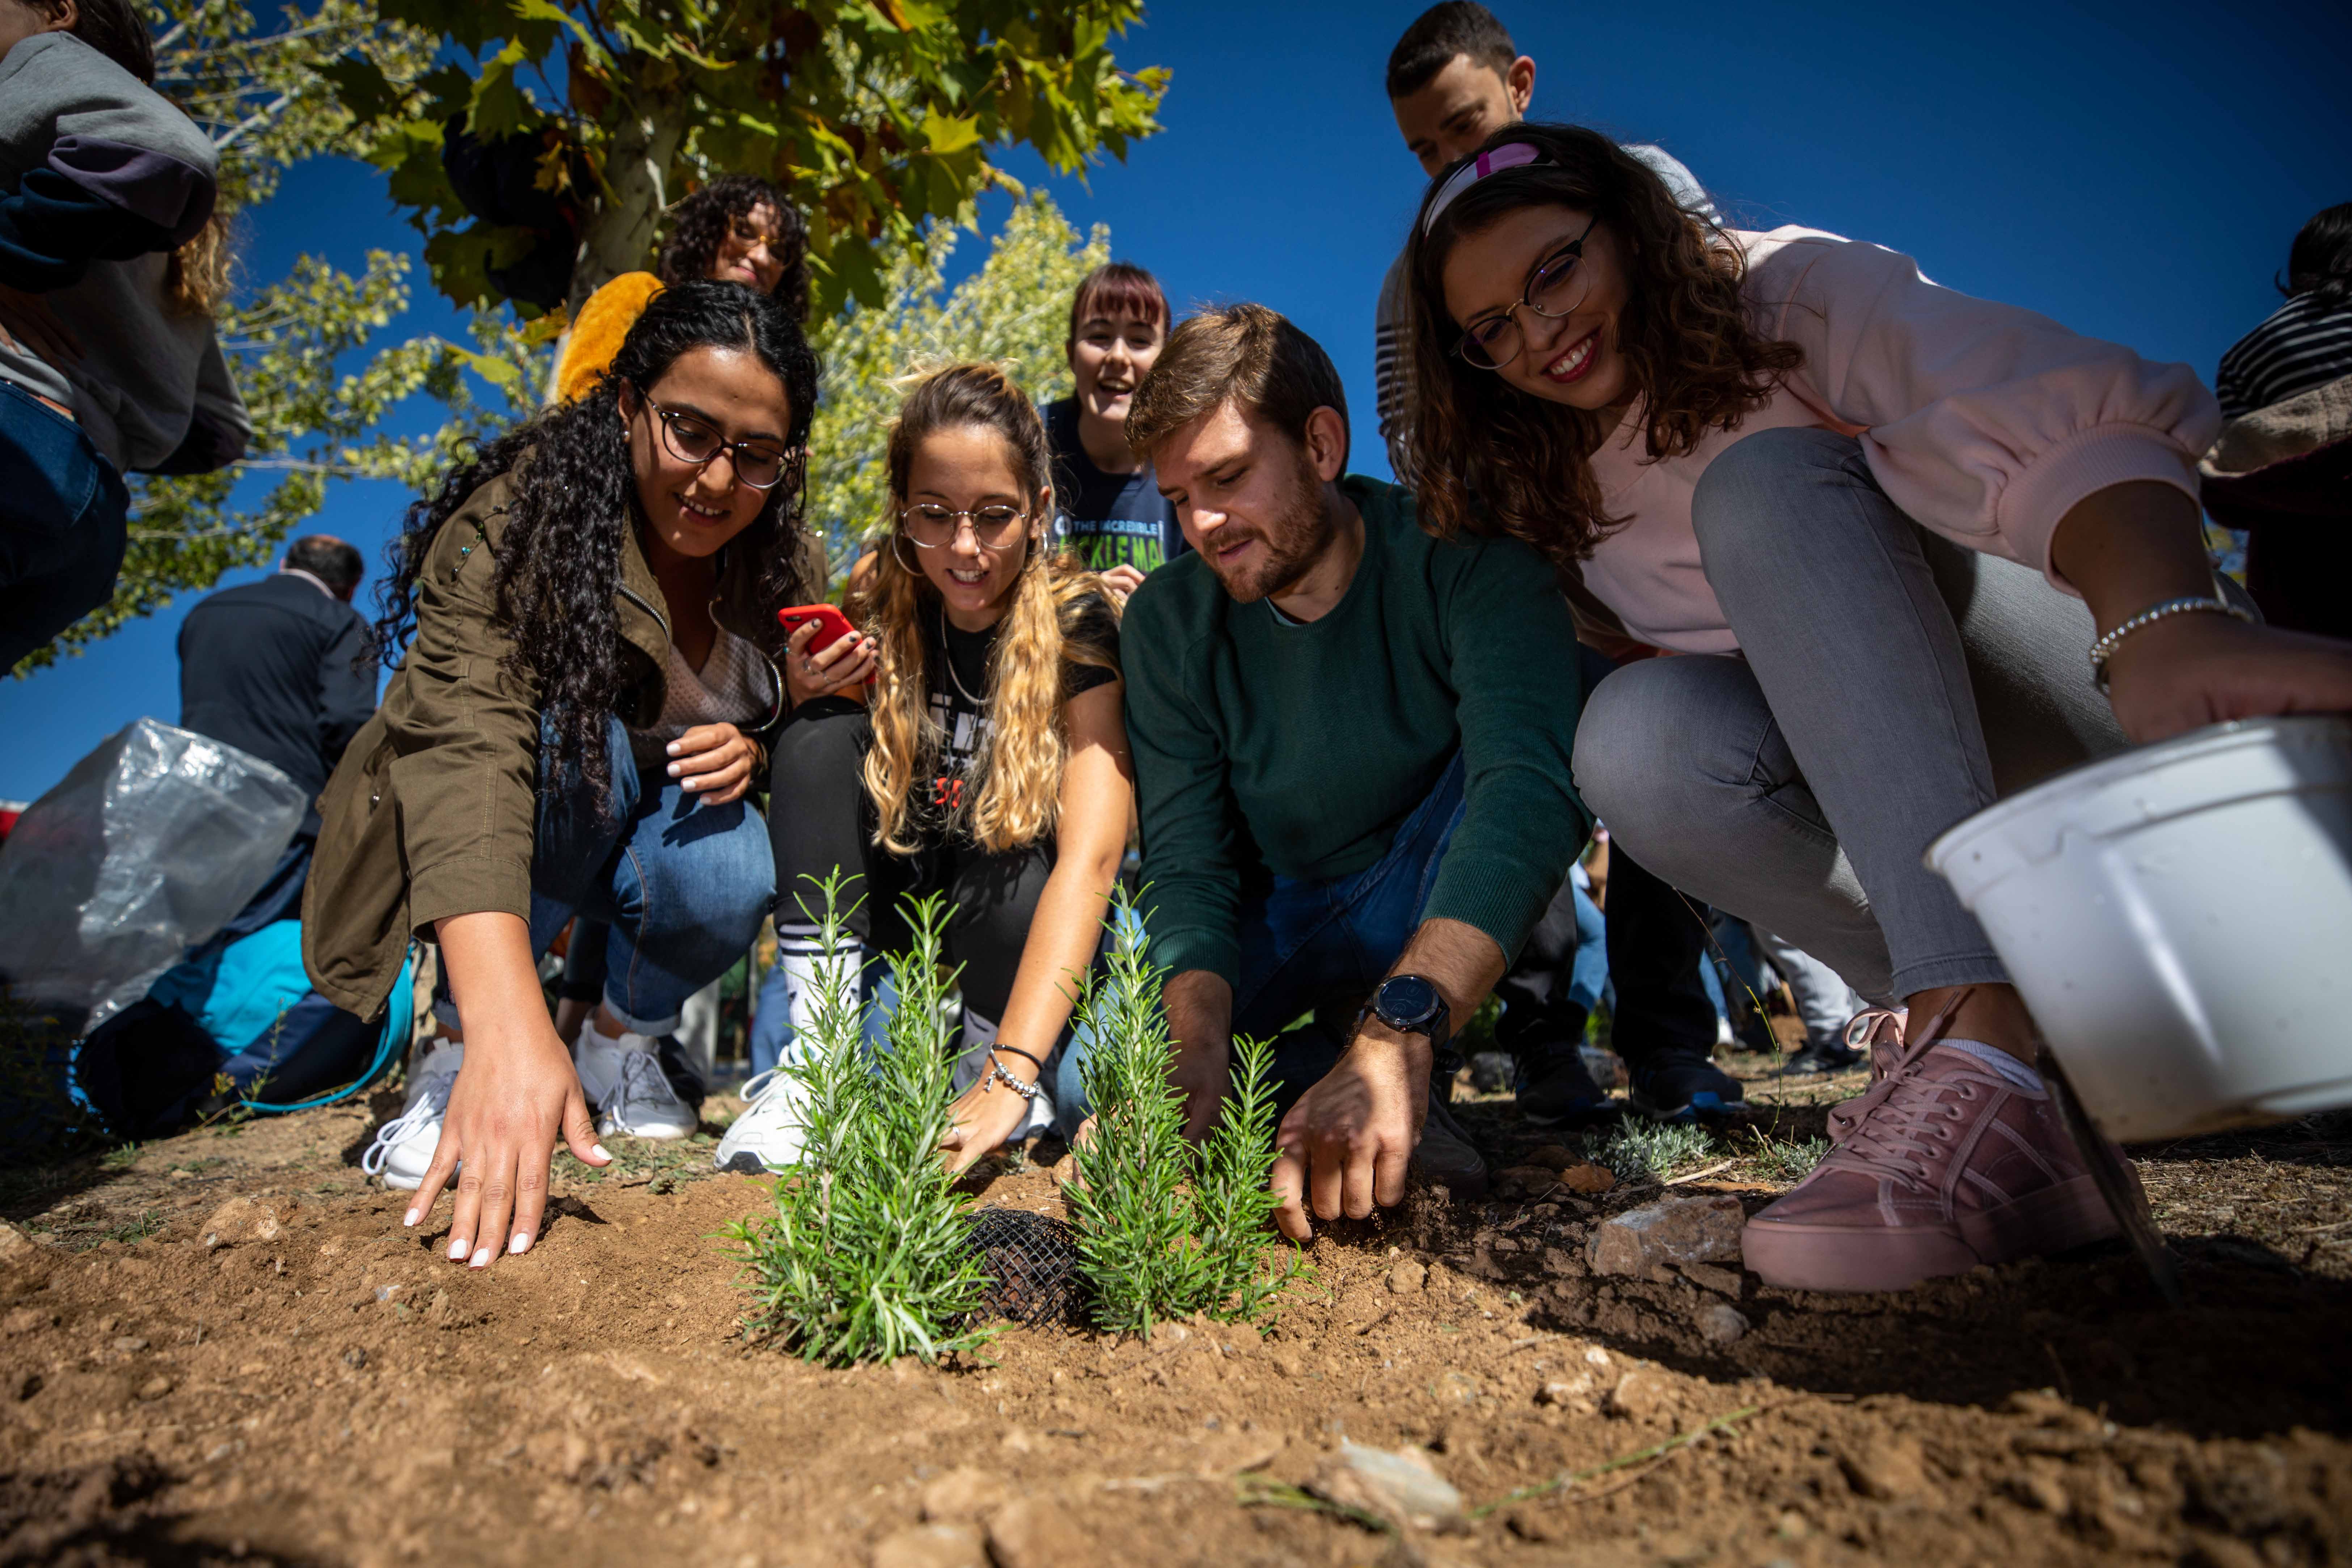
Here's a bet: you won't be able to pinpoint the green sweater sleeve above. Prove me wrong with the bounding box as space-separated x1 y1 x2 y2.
1123 573 1247 988
1422 534 1594 965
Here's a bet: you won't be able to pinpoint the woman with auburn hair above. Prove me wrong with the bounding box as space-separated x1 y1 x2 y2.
715 363 1132 1176
1403 123 2352 1296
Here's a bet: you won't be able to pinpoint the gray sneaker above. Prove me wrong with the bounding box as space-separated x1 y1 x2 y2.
1413 1091 1490 1200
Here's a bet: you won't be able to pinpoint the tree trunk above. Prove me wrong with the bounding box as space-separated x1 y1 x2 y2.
569 98 685 313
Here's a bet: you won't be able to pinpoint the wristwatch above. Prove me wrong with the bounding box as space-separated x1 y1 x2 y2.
1364 973 1451 1056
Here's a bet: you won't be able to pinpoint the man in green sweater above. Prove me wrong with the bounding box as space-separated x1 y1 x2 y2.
1117 303 1590 1240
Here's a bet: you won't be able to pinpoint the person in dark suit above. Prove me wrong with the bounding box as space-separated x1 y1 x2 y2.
177 533 376 929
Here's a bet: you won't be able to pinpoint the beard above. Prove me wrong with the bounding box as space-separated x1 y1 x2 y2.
1202 456 1336 605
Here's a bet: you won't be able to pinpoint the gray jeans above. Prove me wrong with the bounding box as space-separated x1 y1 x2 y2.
1572 427 2127 1005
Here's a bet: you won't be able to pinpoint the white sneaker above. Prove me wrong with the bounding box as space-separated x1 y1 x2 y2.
571 1017 634 1108
362 1041 463 1191
712 1068 812 1174
594 1042 698 1140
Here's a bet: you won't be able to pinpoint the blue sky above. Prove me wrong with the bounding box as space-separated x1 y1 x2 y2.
2 0 2346 802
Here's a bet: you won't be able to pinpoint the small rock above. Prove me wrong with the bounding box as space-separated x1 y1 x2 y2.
1678 1261 1744 1297
343 1348 368 1370
1557 1164 1617 1194
2006 1468 2070 1513
870 1522 985 1568
111 1336 149 1353
200 1196 297 1250
1697 1303 1750 1345
4 1307 53 1335
984 1497 1090 1568
135 1375 173 1401
0 1221 42 1265
1386 1260 1428 1295
1147 1319 1190 1348
1842 1437 1927 1500
1587 1195 1744 1278
1491 1165 1562 1199
1310 1442 1466 1533
1606 1368 1673 1421
1535 1372 1594 1408
919 1466 996 1523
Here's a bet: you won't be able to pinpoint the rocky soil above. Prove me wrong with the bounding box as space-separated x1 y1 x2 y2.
2 1048 2348 1568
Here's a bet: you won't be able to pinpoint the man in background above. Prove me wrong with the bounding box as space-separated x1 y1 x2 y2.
178 533 376 926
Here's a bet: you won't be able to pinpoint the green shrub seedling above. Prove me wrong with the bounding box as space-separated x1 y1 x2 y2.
1067 900 1300 1334
726 875 995 1366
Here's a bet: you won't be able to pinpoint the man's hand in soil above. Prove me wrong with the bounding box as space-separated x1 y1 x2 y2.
409 912 610 1265
1269 1025 1427 1242
1161 968 1236 1141
1268 918 1505 1242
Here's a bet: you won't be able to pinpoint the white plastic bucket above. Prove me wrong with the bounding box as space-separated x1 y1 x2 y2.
1927 715 2352 1142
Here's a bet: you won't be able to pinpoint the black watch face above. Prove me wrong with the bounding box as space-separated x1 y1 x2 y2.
1378 975 1441 1029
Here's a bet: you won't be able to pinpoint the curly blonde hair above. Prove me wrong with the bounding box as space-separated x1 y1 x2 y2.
854 363 1119 856
1405 123 1804 572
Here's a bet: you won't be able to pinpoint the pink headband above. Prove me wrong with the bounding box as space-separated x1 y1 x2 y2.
1421 142 1545 235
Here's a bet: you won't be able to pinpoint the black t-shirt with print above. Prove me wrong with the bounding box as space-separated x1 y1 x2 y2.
1045 396 1187 576
921 588 1121 834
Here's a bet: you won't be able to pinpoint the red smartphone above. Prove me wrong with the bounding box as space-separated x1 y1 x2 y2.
777 603 858 655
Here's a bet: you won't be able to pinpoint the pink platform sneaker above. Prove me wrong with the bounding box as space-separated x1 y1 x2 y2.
1742 1033 2129 1293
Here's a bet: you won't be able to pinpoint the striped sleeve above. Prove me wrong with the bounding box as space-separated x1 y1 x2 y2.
2216 295 2352 420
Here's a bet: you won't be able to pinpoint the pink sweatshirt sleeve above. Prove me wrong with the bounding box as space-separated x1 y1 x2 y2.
1752 232 2221 592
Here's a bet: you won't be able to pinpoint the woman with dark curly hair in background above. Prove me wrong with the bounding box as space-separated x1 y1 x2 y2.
1403 124 2352 1297
299 280 856 1273
553 173 811 404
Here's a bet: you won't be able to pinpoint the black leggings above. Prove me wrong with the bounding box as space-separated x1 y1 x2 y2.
768 698 1053 1025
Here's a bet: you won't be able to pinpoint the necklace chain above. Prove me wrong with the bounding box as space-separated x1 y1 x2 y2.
939 604 985 705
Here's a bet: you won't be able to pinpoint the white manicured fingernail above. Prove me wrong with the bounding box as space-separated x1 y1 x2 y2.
591 1144 611 1162
666 740 681 755
469 1247 491 1268
448 1238 468 1260
667 762 682 776
509 1233 529 1255
402 1209 419 1227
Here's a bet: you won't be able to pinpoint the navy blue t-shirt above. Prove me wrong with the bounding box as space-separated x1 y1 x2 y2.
1045 396 1187 576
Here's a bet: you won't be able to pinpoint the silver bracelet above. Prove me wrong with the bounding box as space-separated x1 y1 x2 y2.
984 1051 1041 1102
2088 593 2252 692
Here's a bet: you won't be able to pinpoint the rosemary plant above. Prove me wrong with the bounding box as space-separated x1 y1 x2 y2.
1067 908 1299 1333
726 876 995 1365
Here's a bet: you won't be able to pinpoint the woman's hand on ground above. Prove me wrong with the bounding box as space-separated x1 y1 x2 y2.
1097 563 1147 601
668 723 756 804
404 1020 608 1267
0 283 80 367
939 1065 1037 1176
2104 613 2352 745
784 620 878 707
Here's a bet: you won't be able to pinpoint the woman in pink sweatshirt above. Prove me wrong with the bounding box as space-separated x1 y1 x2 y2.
1402 124 2352 1296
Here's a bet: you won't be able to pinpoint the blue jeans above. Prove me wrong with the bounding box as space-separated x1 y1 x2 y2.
439 715 774 1035
0 378 129 671
1057 752 1469 1123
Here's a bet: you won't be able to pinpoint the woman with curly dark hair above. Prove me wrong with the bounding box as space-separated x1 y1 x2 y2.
552 174 811 404
300 280 865 1272
1405 123 2352 1297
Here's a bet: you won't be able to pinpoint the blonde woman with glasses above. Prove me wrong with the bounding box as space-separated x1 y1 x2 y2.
715 363 1132 1176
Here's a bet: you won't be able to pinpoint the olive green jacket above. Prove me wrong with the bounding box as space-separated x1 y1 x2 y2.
301 470 819 1018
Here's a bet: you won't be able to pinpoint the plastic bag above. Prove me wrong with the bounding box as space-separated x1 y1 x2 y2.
0 719 306 1034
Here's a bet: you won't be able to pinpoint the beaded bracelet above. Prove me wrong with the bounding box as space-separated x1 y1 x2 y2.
984 1048 1043 1102
2088 593 2253 693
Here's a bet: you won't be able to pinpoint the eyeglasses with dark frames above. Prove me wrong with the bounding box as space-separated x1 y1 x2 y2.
1453 215 1600 372
638 393 798 490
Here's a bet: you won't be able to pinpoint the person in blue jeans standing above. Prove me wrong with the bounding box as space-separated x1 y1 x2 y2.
1108 303 1591 1238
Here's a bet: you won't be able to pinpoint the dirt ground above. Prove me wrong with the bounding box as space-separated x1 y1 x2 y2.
3 1046 2349 1568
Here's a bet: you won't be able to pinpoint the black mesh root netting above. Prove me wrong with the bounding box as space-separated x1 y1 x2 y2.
964 1208 1085 1328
